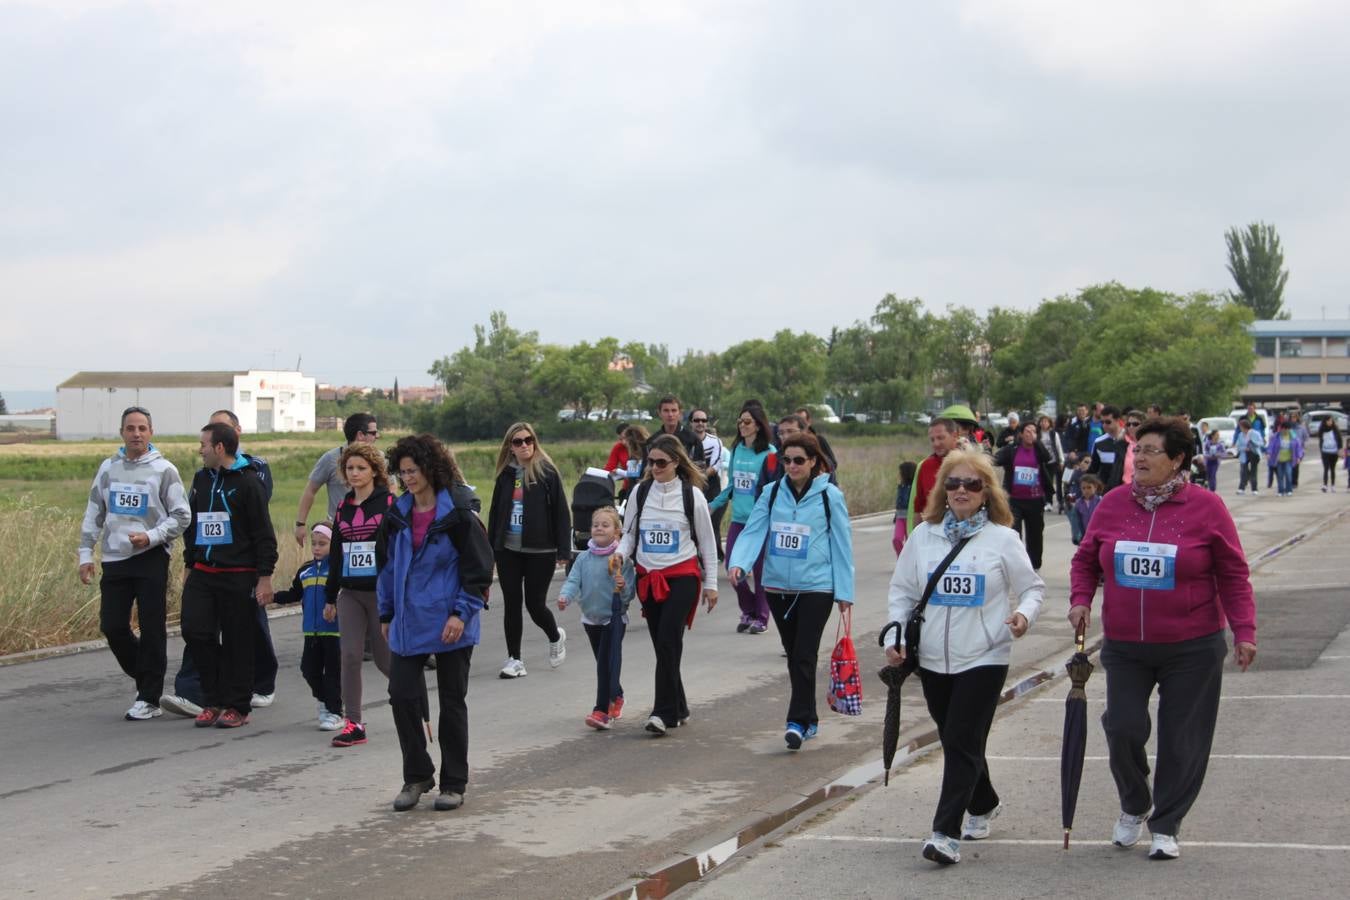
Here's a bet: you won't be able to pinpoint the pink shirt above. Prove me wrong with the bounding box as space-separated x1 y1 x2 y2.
411 506 435 550
1069 483 1256 646
1009 445 1043 499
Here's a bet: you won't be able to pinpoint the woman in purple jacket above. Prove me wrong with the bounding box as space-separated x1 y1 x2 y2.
1069 417 1257 863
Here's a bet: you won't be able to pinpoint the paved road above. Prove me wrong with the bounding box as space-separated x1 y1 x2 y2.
0 464 1343 899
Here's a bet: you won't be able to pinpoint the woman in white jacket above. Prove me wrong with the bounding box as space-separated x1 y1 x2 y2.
885 450 1044 865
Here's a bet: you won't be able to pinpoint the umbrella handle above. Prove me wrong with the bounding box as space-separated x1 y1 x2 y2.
878 621 902 649
1075 620 1086 654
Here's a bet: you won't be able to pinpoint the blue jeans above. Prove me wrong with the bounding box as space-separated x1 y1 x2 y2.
1276 461 1293 495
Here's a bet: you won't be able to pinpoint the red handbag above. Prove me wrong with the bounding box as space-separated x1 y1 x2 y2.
827 606 862 716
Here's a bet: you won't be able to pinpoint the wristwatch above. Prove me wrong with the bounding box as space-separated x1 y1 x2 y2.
295 521 306 527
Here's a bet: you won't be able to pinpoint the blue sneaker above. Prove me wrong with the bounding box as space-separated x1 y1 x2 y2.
804 723 818 741
784 722 805 750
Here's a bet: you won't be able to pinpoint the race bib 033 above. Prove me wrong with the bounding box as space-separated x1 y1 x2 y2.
927 563 986 607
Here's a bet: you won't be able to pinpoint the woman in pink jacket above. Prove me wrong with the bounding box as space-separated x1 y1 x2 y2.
1069 417 1257 863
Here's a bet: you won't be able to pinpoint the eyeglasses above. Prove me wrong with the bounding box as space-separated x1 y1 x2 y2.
944 477 985 492
364 429 380 437
782 455 811 466
398 469 420 479
737 418 755 426
510 435 535 447
1126 421 1141 428
648 457 673 469
1135 446 1170 457
690 417 708 423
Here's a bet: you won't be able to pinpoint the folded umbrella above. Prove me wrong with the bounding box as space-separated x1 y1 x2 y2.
1060 621 1093 848
877 621 915 787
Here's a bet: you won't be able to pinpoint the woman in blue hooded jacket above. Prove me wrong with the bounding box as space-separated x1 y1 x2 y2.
729 432 854 750
378 434 494 813
710 403 778 633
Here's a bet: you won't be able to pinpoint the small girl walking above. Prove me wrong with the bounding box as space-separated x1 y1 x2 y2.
558 507 636 730
273 523 342 730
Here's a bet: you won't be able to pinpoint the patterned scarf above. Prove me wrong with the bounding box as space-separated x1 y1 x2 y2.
588 538 618 556
1130 472 1188 512
942 507 988 544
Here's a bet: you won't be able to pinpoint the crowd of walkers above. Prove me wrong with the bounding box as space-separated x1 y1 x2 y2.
81 394 1350 857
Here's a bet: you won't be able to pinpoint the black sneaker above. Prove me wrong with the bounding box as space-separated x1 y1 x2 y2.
393 779 435 812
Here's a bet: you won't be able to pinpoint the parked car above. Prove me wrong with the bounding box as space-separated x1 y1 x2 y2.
1229 407 1271 435
1198 416 1238 457
557 408 581 422
1303 409 1348 436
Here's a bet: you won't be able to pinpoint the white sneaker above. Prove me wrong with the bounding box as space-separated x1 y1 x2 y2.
319 711 344 731
1236 489 1245 495
1322 485 1329 493
549 627 567 668
962 803 1002 840
499 658 527 679
125 700 162 721
644 715 667 736
1148 833 1180 860
921 832 960 865
251 692 275 708
159 694 203 718
1113 806 1154 848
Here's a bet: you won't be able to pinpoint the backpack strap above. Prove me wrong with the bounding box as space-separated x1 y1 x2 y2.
631 478 702 560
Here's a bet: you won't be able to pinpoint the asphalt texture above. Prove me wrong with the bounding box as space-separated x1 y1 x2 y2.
0 462 1345 899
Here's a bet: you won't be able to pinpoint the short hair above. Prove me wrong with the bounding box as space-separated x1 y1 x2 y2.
210 409 240 428
657 394 681 410
929 418 958 434
779 432 832 477
921 450 1012 527
778 414 807 430
340 443 391 491
1134 416 1196 470
343 413 377 444
1100 405 1121 420
794 406 813 420
120 406 152 428
201 422 239 456
590 506 622 530
1080 474 1105 491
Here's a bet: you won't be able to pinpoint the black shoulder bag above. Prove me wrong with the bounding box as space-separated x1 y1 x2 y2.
879 536 971 671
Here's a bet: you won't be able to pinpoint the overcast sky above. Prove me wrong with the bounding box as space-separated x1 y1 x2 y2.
4 0 1350 396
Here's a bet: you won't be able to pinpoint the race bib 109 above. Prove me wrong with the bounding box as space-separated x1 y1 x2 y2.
927 563 986 607
768 522 810 559
1113 541 1177 590
109 482 150 517
345 540 376 577
196 511 232 546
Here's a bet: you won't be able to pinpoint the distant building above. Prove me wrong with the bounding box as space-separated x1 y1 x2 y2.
1243 320 1350 406
56 370 317 439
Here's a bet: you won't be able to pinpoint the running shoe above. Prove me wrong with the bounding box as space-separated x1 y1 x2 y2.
331 720 368 747
194 707 222 728
804 723 818 741
393 778 435 812
736 622 750 634
962 803 1002 840
319 711 344 731
784 722 805 750
585 710 612 730
1113 806 1153 848
250 692 275 708
160 694 203 718
548 628 567 668
499 658 527 679
644 715 667 736
921 832 960 865
747 622 767 635
1148 833 1180 860
608 696 625 720
125 700 162 721
215 709 249 728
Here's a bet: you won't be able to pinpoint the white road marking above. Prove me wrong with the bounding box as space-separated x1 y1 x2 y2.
790 835 1350 851
1031 694 1350 702
986 755 1350 762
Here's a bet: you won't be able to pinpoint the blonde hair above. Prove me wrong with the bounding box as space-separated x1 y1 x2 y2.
339 443 390 490
494 421 558 488
921 449 1013 527
590 506 622 530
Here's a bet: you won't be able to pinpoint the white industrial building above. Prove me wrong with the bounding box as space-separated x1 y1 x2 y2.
56 371 317 439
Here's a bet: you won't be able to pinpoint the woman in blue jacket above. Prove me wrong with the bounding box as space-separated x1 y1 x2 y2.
378 435 494 813
710 403 778 634
729 432 853 750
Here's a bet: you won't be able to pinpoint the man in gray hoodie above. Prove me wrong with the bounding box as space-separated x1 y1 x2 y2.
79 406 192 720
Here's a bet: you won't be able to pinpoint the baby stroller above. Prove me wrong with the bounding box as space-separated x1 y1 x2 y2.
570 467 617 568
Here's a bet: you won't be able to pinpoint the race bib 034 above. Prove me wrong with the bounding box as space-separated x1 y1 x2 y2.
1113 541 1177 590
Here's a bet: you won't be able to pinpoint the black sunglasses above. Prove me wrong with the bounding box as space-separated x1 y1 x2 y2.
944 477 985 492
648 457 673 469
364 429 380 437
782 455 811 466
1126 421 1141 428
510 435 535 447
690 417 708 423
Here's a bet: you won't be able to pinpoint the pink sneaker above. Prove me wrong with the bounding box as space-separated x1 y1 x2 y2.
608 696 624 720
585 710 612 730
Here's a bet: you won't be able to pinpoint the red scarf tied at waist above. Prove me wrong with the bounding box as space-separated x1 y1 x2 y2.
636 557 702 630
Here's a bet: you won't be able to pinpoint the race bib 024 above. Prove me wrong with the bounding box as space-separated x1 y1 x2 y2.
345 541 376 577
1113 541 1177 590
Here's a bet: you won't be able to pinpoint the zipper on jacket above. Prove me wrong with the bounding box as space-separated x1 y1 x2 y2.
1140 509 1158 641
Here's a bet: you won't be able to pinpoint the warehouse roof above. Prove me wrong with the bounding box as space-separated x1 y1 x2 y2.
1247 319 1350 338
58 371 247 389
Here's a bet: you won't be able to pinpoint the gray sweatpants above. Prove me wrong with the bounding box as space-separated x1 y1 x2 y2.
1100 630 1228 836
337 588 391 723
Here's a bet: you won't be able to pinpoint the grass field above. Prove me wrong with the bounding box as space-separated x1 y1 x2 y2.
0 431 925 655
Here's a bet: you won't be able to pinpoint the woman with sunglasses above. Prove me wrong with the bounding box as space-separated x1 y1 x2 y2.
885 450 1044 865
488 422 571 679
729 433 853 750
1069 417 1256 861
993 421 1055 571
618 434 719 736
709 403 778 634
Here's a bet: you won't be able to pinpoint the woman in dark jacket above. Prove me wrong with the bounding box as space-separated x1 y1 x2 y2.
379 434 494 812
993 421 1055 570
488 422 571 679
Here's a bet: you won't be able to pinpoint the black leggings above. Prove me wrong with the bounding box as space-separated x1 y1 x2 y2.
919 664 1009 838
1324 452 1339 487
495 549 560 660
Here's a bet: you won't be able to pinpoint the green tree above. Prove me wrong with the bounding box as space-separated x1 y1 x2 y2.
426 311 550 440
721 330 828 417
0 392 7 415
1225 222 1289 319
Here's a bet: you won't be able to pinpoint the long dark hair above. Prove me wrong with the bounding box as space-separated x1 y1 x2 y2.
733 403 773 454
644 434 707 490
386 434 463 495
779 432 832 479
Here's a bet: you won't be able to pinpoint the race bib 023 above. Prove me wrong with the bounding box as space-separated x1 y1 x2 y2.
641 522 680 555
196 511 232 546
768 522 810 559
927 563 986 607
109 482 150 517
345 540 376 578
1113 541 1177 590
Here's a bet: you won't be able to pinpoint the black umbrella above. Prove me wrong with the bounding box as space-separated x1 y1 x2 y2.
1060 621 1094 848
877 621 916 786
605 555 624 707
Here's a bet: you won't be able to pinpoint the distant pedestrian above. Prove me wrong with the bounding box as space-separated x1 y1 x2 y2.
605 423 649 503
1073 474 1104 543
795 405 839 473
994 421 1055 570
1037 415 1065 512
646 394 705 466
488 422 570 679
709 404 778 633
619 434 719 736
1069 417 1256 861
78 406 191 721
293 413 380 546
558 506 635 730
730 432 853 750
689 409 728 560
1202 427 1225 491
1088 406 1128 492
380 434 494 813
886 449 1044 865
893 461 916 556
1316 416 1342 492
1232 417 1262 496
272 523 343 730
1267 419 1303 497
